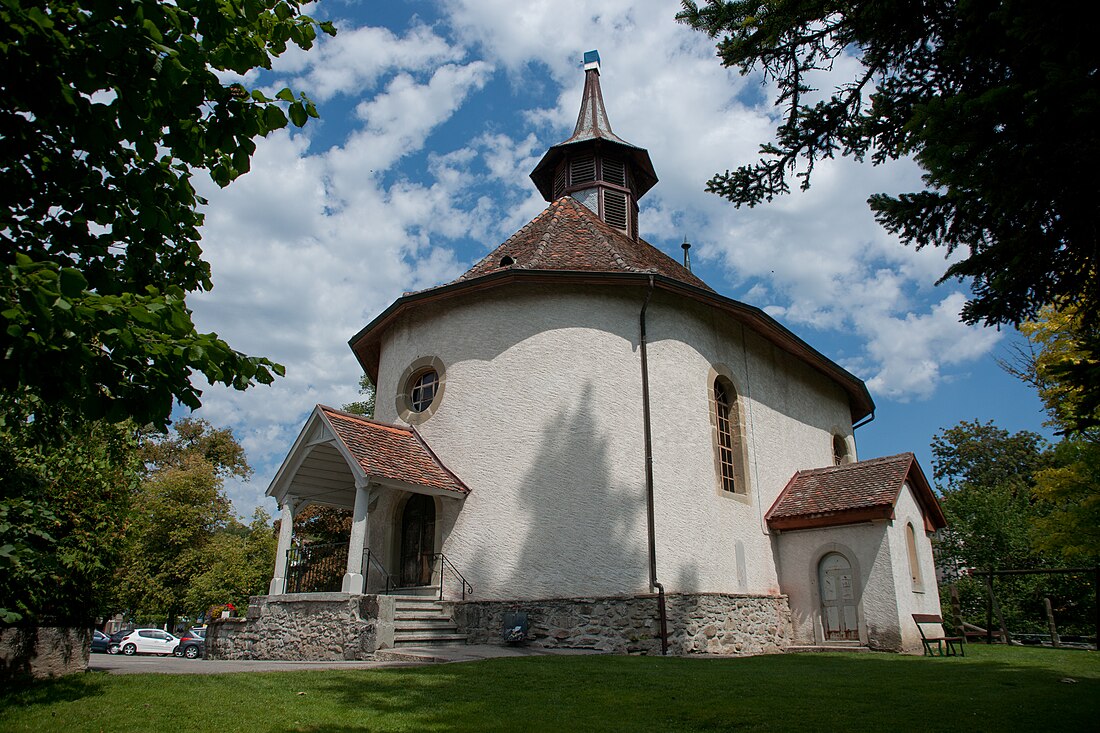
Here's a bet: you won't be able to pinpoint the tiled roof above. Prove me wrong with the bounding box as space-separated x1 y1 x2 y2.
766 453 945 531
454 196 712 291
320 406 469 496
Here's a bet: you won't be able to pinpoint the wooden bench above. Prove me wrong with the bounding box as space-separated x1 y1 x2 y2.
913 613 965 656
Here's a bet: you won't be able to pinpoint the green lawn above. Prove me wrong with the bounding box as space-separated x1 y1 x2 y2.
1 645 1096 732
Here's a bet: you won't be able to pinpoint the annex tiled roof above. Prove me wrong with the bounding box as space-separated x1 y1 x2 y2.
766 453 945 531
320 406 469 496
454 196 712 291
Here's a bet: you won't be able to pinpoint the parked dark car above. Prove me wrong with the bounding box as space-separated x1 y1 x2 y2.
90 630 111 653
172 629 205 659
106 629 132 655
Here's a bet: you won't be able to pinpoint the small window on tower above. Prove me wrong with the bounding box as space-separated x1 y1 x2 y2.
604 190 628 231
570 155 596 185
602 157 626 186
553 164 567 199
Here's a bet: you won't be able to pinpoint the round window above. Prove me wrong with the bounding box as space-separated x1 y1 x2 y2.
408 370 439 413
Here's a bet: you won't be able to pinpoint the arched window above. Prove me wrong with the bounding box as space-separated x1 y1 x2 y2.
906 522 923 591
713 376 745 495
833 434 850 465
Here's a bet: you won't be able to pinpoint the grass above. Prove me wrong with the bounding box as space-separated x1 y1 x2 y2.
1 645 1097 732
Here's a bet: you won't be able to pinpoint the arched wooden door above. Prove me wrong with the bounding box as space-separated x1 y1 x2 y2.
399 494 435 587
818 552 859 641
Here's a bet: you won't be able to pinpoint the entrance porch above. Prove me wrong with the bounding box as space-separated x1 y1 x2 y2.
266 405 471 600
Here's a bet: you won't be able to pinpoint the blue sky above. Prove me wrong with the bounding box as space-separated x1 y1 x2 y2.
186 0 1053 514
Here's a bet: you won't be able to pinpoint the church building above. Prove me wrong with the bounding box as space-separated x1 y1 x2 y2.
210 52 947 660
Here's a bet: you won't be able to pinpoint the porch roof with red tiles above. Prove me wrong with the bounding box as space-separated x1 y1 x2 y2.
766 453 945 532
319 406 469 496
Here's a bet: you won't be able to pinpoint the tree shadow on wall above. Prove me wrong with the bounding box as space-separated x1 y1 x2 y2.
460 381 648 610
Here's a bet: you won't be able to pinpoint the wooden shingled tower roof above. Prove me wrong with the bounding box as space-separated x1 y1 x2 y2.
453 196 710 291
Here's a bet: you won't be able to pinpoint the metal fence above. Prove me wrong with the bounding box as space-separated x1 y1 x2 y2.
284 542 347 594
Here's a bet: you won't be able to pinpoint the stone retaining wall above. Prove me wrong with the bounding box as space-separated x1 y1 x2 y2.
0 627 89 679
207 593 395 661
445 592 792 655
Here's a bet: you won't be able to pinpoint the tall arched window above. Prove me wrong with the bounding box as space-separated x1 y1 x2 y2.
906 522 923 591
713 376 746 495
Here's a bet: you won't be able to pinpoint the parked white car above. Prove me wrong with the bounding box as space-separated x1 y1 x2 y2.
117 629 179 656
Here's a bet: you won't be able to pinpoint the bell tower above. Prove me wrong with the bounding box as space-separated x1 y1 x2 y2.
529 51 658 241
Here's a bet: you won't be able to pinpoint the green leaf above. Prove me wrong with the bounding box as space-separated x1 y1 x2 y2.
288 101 307 127
275 87 295 102
263 104 287 131
58 268 87 298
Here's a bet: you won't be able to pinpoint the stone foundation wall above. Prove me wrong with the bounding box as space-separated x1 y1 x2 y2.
445 592 792 655
207 593 395 661
0 627 89 679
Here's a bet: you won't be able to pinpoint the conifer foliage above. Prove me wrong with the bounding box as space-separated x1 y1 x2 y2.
678 1 1099 366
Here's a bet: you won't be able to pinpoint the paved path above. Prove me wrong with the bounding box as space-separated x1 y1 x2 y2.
89 645 601 675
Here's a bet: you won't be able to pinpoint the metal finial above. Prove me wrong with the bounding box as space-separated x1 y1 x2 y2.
681 238 692 272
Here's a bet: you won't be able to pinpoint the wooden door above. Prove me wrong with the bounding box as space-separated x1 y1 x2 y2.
399 493 435 587
819 552 859 641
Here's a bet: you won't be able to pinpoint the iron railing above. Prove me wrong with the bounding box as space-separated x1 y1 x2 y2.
433 553 473 600
363 549 394 595
284 542 347 594
283 545 472 601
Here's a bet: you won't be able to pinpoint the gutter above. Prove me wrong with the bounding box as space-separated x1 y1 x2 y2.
853 411 876 430
639 274 668 655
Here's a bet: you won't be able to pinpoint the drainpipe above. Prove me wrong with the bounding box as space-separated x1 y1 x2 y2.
639 274 668 655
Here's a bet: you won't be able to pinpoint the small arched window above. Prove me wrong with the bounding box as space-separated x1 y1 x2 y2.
833 434 850 465
713 376 745 495
906 522 923 591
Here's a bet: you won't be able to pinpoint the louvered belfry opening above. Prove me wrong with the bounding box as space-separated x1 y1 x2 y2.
530 51 657 242
550 151 638 237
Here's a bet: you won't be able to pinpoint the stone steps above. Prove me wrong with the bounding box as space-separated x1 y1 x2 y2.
391 595 466 648
784 644 872 653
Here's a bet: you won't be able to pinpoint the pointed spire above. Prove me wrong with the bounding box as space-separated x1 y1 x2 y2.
529 51 658 211
563 50 629 146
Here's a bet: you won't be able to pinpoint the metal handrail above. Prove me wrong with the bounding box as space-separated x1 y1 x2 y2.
433 553 473 600
363 549 393 595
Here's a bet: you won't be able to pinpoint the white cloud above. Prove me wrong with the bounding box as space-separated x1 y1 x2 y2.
278 22 465 101
860 293 1001 400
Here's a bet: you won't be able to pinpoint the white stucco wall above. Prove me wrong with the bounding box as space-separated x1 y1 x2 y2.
773 523 901 648
371 282 858 601
644 292 857 595
886 482 944 649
